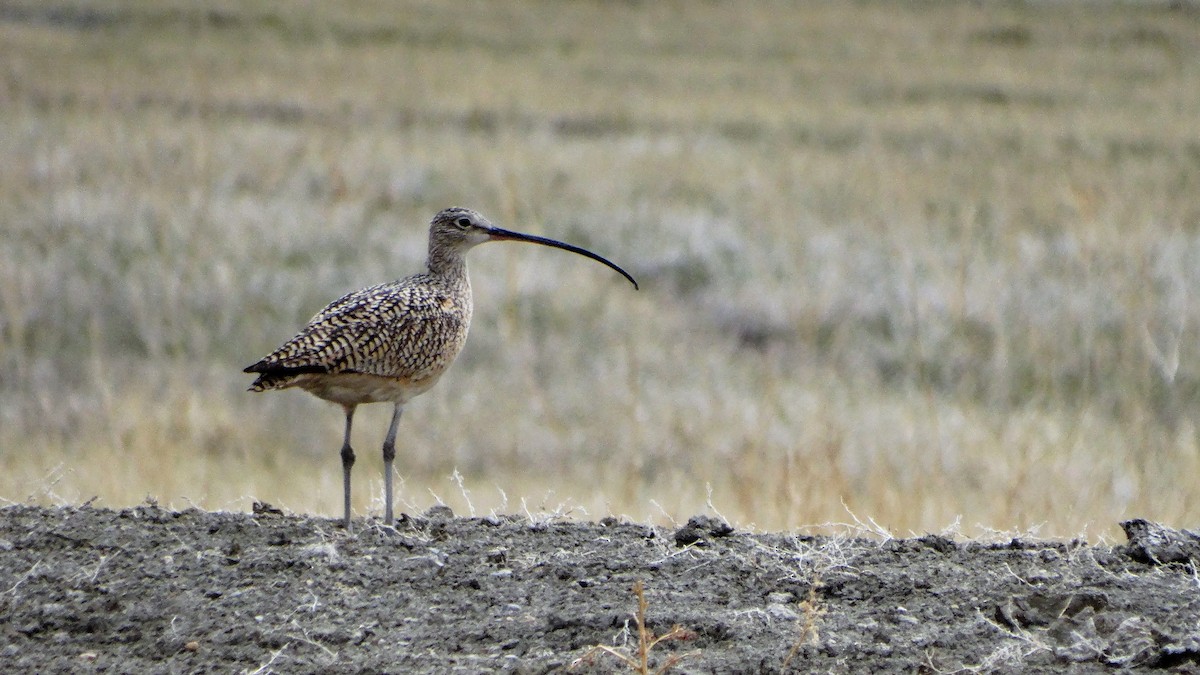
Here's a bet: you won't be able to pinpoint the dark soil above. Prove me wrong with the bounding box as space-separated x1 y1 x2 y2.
2 504 1200 673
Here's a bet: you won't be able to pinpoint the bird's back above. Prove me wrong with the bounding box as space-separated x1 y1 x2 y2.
245 272 473 404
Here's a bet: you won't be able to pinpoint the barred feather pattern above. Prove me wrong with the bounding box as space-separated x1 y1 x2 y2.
245 269 472 404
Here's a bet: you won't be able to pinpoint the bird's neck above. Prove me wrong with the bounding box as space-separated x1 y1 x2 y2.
426 246 468 281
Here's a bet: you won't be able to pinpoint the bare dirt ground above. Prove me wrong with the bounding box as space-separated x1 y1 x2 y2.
2 504 1200 673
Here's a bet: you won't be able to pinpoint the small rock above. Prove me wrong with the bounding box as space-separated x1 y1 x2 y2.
768 603 799 621
252 501 283 516
1121 519 1200 565
891 607 919 626
674 515 734 546
916 534 956 553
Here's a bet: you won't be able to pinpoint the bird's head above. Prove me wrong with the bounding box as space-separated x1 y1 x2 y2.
428 207 497 251
426 207 638 289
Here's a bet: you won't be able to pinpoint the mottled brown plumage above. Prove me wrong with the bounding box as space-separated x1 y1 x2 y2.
245 207 637 528
246 273 472 404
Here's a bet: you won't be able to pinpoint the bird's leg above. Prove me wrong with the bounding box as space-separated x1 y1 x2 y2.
340 404 357 529
381 403 404 526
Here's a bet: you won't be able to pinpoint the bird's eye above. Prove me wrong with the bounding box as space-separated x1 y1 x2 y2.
455 217 472 229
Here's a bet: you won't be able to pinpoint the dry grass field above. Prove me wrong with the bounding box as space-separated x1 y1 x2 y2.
2 0 1199 539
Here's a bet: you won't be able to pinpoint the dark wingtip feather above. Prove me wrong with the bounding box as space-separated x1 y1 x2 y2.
245 362 331 380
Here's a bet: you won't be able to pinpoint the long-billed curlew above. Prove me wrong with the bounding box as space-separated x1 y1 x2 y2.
245 207 637 527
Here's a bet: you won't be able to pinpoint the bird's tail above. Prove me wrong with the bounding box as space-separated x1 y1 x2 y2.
244 361 325 392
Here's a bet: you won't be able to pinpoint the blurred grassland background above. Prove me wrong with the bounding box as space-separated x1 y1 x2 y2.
2 0 1200 539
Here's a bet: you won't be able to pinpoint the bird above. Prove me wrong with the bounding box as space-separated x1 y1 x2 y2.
244 207 638 528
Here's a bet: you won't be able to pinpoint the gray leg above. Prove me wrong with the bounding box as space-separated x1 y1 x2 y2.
381 403 404 525
340 405 357 528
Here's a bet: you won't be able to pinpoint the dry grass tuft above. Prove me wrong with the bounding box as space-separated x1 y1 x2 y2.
571 580 697 674
783 578 826 669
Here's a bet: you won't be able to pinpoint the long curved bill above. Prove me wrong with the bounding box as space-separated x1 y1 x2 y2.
486 226 639 290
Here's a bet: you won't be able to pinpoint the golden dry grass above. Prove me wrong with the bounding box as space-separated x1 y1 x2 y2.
3 0 1200 538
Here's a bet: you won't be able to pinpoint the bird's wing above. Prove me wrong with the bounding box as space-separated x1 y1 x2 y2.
246 280 467 381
